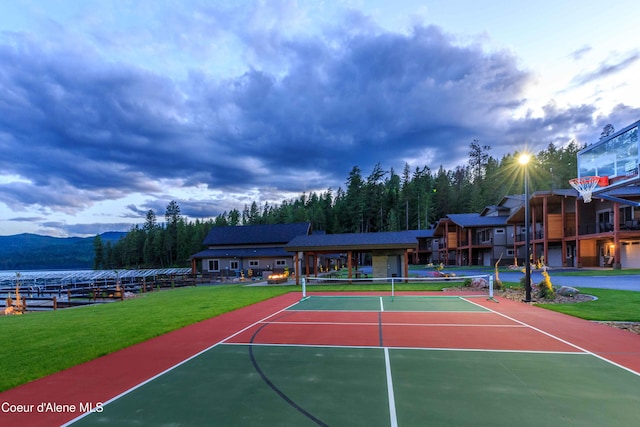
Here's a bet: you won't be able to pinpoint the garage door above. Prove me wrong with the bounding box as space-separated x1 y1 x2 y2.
621 241 640 268
547 247 563 267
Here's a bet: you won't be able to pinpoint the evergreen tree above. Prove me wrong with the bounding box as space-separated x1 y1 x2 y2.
93 235 104 270
143 209 157 232
228 209 241 226
165 200 181 266
103 141 585 268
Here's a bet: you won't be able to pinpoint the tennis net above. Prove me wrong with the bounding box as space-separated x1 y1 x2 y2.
301 274 494 299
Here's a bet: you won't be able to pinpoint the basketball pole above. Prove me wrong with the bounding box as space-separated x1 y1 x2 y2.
519 154 532 302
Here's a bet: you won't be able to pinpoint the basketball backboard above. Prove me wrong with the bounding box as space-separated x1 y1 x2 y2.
577 120 640 196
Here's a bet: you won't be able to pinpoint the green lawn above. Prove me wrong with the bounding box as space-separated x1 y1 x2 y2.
0 285 289 392
1 282 638 393
536 288 640 321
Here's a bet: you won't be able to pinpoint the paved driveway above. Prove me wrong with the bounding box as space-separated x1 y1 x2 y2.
404 268 640 292
492 270 640 292
368 266 640 291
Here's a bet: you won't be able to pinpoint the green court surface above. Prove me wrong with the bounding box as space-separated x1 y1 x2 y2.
66 296 640 426
293 295 489 312
70 345 640 426
391 349 640 426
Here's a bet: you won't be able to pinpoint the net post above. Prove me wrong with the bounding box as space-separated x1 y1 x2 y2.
487 274 498 303
391 277 395 301
301 277 307 301
489 275 493 298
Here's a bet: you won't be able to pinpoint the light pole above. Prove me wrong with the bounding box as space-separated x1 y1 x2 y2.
519 153 532 302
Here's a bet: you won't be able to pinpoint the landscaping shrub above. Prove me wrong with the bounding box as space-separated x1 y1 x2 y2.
537 270 555 300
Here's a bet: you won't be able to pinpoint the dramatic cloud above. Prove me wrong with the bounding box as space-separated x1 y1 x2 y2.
570 45 592 61
0 1 637 236
571 50 640 86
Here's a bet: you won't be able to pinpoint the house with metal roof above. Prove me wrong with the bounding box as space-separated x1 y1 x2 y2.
434 196 523 267
406 228 437 264
188 177 640 278
434 213 510 266
507 187 640 268
190 222 312 279
285 231 419 283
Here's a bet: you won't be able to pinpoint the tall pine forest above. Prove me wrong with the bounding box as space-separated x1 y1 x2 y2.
94 141 581 269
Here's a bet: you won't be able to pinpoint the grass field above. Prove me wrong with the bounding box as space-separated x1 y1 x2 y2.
0 285 289 392
536 288 640 321
1 281 638 393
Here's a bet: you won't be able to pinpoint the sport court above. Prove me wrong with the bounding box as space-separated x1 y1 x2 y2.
63 292 640 427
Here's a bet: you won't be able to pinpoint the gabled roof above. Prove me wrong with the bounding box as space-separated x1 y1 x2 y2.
433 213 509 236
480 205 511 216
285 231 418 252
191 247 291 259
598 185 640 197
446 213 509 228
203 222 311 246
495 195 525 212
406 229 435 239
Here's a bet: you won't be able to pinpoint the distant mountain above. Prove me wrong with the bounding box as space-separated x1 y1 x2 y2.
0 232 127 271
98 232 128 243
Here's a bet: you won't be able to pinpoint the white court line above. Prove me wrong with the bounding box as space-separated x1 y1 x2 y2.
288 309 494 313
384 296 488 300
262 320 526 328
462 297 640 377
288 309 382 312
61 299 302 426
384 323 525 328
384 347 398 427
223 341 587 355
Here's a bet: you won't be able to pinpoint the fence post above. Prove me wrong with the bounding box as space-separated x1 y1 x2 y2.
53 296 57 311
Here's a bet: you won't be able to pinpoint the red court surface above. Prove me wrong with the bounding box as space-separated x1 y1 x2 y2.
1 291 639 427
228 310 580 352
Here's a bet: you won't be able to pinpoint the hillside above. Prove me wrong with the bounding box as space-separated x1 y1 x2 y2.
0 232 126 271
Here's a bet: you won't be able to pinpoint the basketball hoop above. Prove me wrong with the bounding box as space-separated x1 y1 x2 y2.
569 176 607 203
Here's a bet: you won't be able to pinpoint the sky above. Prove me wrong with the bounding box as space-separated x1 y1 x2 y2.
0 0 639 237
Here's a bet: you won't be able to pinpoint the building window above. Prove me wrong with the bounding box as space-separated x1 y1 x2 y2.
566 246 574 258
597 210 613 232
208 259 220 272
506 249 515 257
275 259 287 267
495 228 505 234
248 260 259 268
479 229 489 243
230 260 240 270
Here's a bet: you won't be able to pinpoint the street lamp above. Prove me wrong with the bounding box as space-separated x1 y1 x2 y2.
519 153 532 302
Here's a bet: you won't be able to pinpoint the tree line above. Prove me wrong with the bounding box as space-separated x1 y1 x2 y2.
94 140 581 269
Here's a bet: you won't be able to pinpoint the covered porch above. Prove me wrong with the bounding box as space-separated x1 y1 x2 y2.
285 231 419 285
